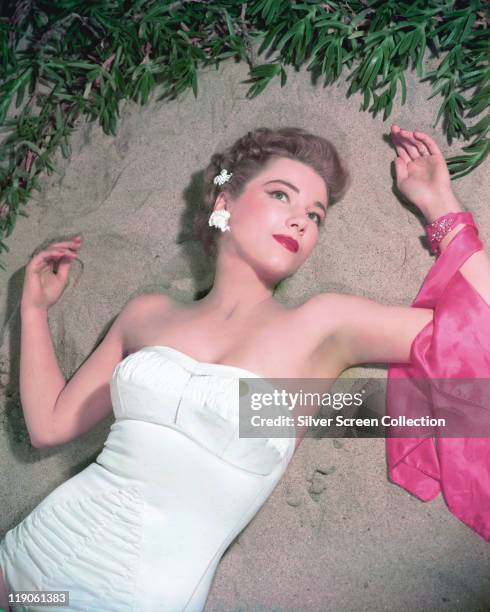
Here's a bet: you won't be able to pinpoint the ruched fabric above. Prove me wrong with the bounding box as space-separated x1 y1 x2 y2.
1 486 143 611
0 346 296 611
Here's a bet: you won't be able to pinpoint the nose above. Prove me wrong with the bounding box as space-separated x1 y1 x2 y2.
287 213 307 235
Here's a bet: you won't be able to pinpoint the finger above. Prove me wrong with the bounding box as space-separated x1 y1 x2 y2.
392 138 411 164
50 243 80 253
36 254 77 276
47 250 78 259
413 130 443 157
45 246 78 258
399 129 424 159
46 245 79 260
392 125 427 160
402 129 430 156
391 125 411 163
49 237 83 250
391 136 411 164
53 257 73 280
29 248 77 272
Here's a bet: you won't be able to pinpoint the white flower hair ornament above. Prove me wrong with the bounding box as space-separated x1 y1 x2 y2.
209 168 233 232
213 168 233 186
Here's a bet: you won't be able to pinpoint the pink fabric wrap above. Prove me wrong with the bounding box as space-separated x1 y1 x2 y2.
386 223 490 542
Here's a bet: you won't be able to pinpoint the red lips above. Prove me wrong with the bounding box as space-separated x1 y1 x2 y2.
272 234 299 253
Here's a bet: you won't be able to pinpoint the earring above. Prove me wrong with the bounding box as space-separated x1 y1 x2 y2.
208 209 231 232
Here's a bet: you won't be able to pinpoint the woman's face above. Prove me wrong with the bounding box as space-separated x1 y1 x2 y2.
216 156 328 284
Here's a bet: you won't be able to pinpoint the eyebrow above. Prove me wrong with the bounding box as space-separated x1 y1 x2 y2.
262 179 327 215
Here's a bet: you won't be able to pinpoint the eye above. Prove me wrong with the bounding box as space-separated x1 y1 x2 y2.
308 212 323 226
268 190 324 226
269 190 289 202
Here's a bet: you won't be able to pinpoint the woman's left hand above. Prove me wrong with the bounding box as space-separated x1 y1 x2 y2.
390 125 458 218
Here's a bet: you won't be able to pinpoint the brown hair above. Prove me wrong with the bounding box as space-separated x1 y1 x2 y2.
194 127 351 261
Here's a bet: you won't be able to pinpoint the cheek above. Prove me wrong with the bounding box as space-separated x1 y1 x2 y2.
235 194 277 228
306 230 319 249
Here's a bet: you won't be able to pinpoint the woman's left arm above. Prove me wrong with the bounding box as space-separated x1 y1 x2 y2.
319 125 490 368
391 125 490 305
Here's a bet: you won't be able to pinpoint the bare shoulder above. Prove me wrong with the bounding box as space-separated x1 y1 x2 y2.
303 292 349 311
300 292 350 333
295 293 352 373
120 292 178 352
121 292 177 324
303 291 392 325
126 291 177 313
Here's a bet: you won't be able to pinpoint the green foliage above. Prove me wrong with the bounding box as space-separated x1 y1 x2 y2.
0 0 488 271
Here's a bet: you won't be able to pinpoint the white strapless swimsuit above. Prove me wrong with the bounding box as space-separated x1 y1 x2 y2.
0 346 296 612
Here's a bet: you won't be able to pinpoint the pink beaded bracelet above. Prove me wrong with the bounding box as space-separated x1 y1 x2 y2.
425 211 477 254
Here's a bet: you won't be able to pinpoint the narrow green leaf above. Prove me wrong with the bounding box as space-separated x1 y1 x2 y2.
250 63 282 78
65 61 97 70
361 49 382 89
55 104 63 131
416 29 426 77
222 9 235 37
461 12 477 42
336 40 342 77
466 115 490 136
361 87 371 111
191 66 198 97
315 19 349 30
16 141 43 156
16 80 28 109
397 32 414 57
257 24 279 55
280 66 287 87
398 71 407 105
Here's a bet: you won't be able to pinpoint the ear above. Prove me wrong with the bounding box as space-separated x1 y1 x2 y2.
213 191 229 212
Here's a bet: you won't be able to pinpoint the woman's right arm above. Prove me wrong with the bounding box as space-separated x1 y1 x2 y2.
19 296 132 449
19 304 67 448
20 293 135 449
18 234 174 449
21 293 173 449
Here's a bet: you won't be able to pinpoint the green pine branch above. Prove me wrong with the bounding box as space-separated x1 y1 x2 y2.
0 0 488 271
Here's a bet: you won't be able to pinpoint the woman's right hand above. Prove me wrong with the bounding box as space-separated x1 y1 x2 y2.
21 235 83 312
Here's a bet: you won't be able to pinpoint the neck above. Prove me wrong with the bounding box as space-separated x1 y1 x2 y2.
197 251 277 321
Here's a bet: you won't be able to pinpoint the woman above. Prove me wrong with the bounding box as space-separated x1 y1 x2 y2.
1 125 488 611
